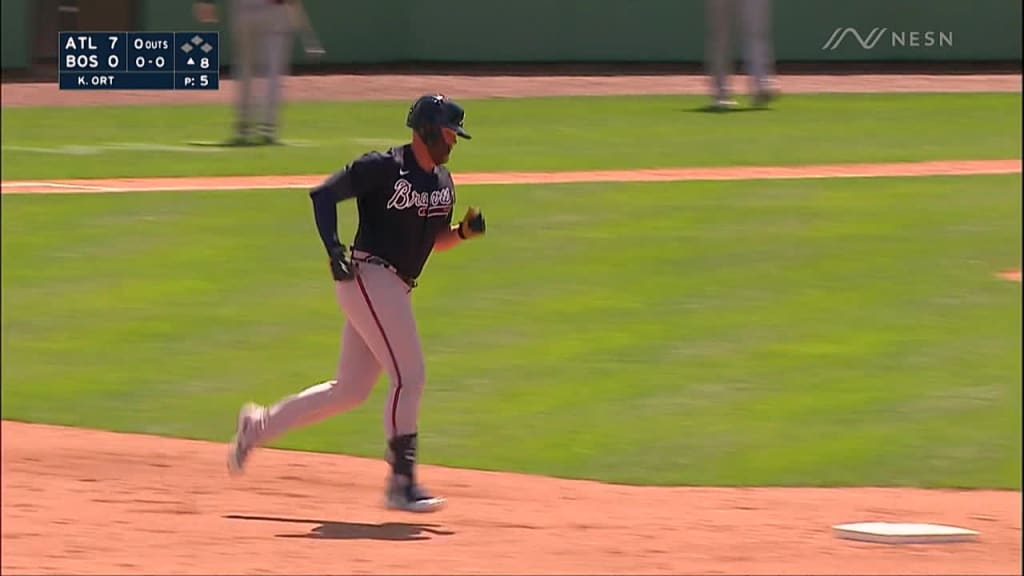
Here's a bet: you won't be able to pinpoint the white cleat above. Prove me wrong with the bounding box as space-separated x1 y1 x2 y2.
710 98 739 111
227 402 265 476
385 475 446 513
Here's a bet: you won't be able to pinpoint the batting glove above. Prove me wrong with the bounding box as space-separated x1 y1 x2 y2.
457 206 486 240
328 245 355 282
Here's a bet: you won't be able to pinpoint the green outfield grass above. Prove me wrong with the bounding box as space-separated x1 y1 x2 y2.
2 174 1020 488
1 92 1021 180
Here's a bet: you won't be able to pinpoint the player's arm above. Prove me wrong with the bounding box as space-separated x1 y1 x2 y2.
434 206 486 252
309 168 353 253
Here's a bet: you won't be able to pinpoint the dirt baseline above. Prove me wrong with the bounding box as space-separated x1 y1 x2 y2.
1 73 1020 108
1 421 1020 575
2 159 1022 195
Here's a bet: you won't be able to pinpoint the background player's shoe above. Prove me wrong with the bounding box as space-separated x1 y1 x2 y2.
385 474 446 513
752 84 780 108
255 123 281 146
708 97 738 112
225 121 256 146
227 402 266 475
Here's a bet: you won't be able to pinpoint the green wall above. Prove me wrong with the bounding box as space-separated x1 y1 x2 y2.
403 0 702 62
140 0 1021 65
1 0 31 70
775 0 1022 61
3 0 1021 70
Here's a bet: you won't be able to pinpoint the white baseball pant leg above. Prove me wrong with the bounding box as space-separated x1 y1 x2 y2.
252 263 425 447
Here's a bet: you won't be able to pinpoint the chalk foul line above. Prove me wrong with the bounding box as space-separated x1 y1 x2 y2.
1 159 1020 194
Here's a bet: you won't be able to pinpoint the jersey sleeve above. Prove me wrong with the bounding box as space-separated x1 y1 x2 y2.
308 152 389 253
446 172 457 225
311 152 388 203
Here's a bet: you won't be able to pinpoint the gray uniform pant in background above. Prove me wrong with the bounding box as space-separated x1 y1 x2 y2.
229 0 294 138
704 0 776 100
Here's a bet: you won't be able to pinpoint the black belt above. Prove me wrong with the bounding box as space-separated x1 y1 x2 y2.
351 250 418 289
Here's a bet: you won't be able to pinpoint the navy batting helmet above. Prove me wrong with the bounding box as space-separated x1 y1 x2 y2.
406 94 472 140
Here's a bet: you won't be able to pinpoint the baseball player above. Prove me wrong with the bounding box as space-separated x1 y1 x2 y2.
227 94 485 513
193 0 296 144
703 0 779 109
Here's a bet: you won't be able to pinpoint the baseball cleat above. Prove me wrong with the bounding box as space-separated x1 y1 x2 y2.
227 402 265 476
709 98 738 111
255 124 281 146
385 475 446 513
752 89 779 108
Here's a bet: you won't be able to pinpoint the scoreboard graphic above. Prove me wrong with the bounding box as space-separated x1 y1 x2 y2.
59 32 220 90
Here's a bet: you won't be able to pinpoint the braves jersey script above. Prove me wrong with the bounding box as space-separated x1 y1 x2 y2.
310 144 456 280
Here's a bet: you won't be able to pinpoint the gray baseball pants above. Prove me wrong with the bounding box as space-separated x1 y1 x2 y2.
705 0 776 100
229 0 293 137
250 262 425 447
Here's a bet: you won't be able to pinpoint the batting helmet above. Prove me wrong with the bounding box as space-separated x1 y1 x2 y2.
406 94 472 141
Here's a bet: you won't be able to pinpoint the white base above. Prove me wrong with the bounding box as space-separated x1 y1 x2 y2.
833 522 979 544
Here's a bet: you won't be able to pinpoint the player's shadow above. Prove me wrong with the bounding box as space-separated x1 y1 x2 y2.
685 104 774 113
185 139 273 147
223 514 455 541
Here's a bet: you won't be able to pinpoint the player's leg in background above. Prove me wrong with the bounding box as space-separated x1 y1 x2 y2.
229 2 257 143
740 0 778 105
259 5 294 144
257 322 383 443
704 0 737 109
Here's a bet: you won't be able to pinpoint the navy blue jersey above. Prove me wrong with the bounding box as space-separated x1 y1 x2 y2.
310 144 456 280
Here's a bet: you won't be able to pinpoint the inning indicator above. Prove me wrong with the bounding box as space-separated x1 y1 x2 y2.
59 31 219 90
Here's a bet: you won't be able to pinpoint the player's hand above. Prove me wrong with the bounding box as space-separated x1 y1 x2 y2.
457 206 486 240
328 245 355 282
192 1 218 23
